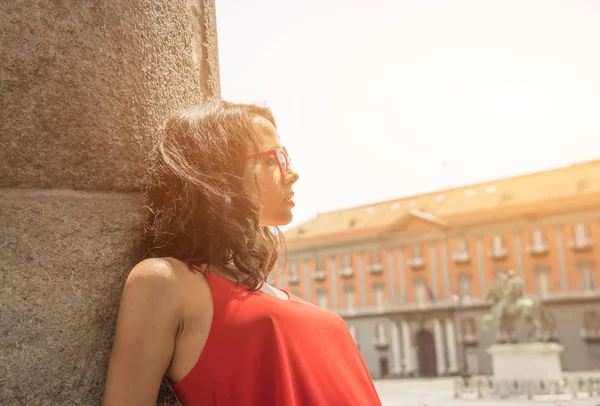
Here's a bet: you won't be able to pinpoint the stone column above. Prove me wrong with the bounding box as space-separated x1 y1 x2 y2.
390 321 402 375
0 0 219 404
401 320 414 373
432 318 446 376
444 318 459 373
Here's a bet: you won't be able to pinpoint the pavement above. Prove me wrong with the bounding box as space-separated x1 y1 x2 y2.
374 377 600 406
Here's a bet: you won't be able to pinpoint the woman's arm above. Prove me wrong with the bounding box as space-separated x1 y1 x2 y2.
102 259 183 406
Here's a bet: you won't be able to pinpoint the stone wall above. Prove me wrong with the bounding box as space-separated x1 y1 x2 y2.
0 1 220 404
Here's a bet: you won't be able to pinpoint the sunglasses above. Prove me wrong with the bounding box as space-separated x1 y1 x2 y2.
249 147 291 178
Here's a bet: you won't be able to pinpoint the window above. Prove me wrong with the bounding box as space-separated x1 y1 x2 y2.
571 223 592 250
317 288 328 308
577 261 596 291
379 356 390 377
316 257 325 272
492 235 504 251
373 283 385 309
342 254 352 269
344 285 355 310
574 223 589 242
532 229 545 246
583 311 600 338
375 323 387 343
490 236 508 259
528 229 548 255
453 239 470 263
368 249 384 273
461 318 477 343
411 244 421 258
534 266 551 296
313 257 327 281
371 249 381 264
408 244 425 269
413 278 427 304
458 273 472 299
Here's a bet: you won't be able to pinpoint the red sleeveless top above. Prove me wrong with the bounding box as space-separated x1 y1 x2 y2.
170 268 382 406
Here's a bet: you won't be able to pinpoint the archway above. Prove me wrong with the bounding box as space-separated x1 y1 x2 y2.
379 356 390 377
417 329 437 377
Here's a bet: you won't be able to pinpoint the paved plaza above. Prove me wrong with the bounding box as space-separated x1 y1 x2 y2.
374 377 600 406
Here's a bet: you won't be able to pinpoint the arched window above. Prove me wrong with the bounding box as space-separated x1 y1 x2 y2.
458 272 473 299
533 264 551 296
461 317 477 343
581 311 600 340
577 261 596 291
316 288 328 309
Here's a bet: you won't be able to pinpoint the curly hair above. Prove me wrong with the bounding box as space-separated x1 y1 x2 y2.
141 100 286 290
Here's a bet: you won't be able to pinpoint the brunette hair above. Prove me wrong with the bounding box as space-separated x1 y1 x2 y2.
141 100 285 290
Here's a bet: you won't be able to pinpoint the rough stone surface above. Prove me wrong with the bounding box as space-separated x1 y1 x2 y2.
0 189 144 405
0 0 210 190
1 0 220 404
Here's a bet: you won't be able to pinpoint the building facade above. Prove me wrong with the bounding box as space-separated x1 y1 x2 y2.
277 160 600 379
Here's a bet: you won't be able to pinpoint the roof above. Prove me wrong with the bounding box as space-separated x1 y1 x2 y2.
284 158 600 244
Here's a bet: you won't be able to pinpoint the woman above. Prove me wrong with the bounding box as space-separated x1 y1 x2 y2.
102 101 382 405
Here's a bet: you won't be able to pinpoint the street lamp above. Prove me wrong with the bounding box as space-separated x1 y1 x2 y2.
452 293 467 378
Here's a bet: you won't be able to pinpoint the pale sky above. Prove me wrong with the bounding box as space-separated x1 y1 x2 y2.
216 0 600 228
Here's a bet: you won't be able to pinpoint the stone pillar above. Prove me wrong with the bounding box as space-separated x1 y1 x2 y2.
390 321 402 375
432 318 446 376
444 318 459 373
0 0 219 404
401 320 414 373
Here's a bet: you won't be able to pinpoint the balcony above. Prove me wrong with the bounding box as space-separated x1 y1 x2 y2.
458 334 479 347
570 237 593 252
407 257 425 270
580 328 600 342
527 243 548 256
313 270 326 282
452 251 470 264
340 267 354 278
373 338 389 350
289 274 300 285
488 247 508 260
368 263 384 274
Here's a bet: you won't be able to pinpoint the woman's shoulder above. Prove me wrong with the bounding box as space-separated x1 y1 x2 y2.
128 257 188 282
124 257 198 308
124 257 213 326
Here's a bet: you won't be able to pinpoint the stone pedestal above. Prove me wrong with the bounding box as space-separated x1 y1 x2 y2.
487 342 564 381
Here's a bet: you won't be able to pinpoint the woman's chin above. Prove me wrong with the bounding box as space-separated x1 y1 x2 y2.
260 209 294 227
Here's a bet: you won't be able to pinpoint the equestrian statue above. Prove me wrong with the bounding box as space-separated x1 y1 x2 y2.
482 270 556 342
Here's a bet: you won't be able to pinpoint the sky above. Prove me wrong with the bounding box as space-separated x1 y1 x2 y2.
215 0 600 229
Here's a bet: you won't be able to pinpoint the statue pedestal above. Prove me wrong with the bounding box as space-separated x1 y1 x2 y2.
487 343 564 381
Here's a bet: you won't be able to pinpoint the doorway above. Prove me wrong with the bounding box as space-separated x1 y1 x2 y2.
417 329 437 377
379 356 389 377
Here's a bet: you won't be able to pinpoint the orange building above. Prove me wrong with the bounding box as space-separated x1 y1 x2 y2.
277 159 600 378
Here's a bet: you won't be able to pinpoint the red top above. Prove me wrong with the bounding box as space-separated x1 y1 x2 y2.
170 268 382 406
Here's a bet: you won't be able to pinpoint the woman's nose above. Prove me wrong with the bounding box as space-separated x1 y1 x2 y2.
285 166 299 184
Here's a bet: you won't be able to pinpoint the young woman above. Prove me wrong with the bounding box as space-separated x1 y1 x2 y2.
102 101 382 405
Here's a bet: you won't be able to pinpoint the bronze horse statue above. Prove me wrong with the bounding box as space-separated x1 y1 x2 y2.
482 270 556 342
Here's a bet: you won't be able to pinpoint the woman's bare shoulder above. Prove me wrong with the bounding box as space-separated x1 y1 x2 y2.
128 257 188 281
